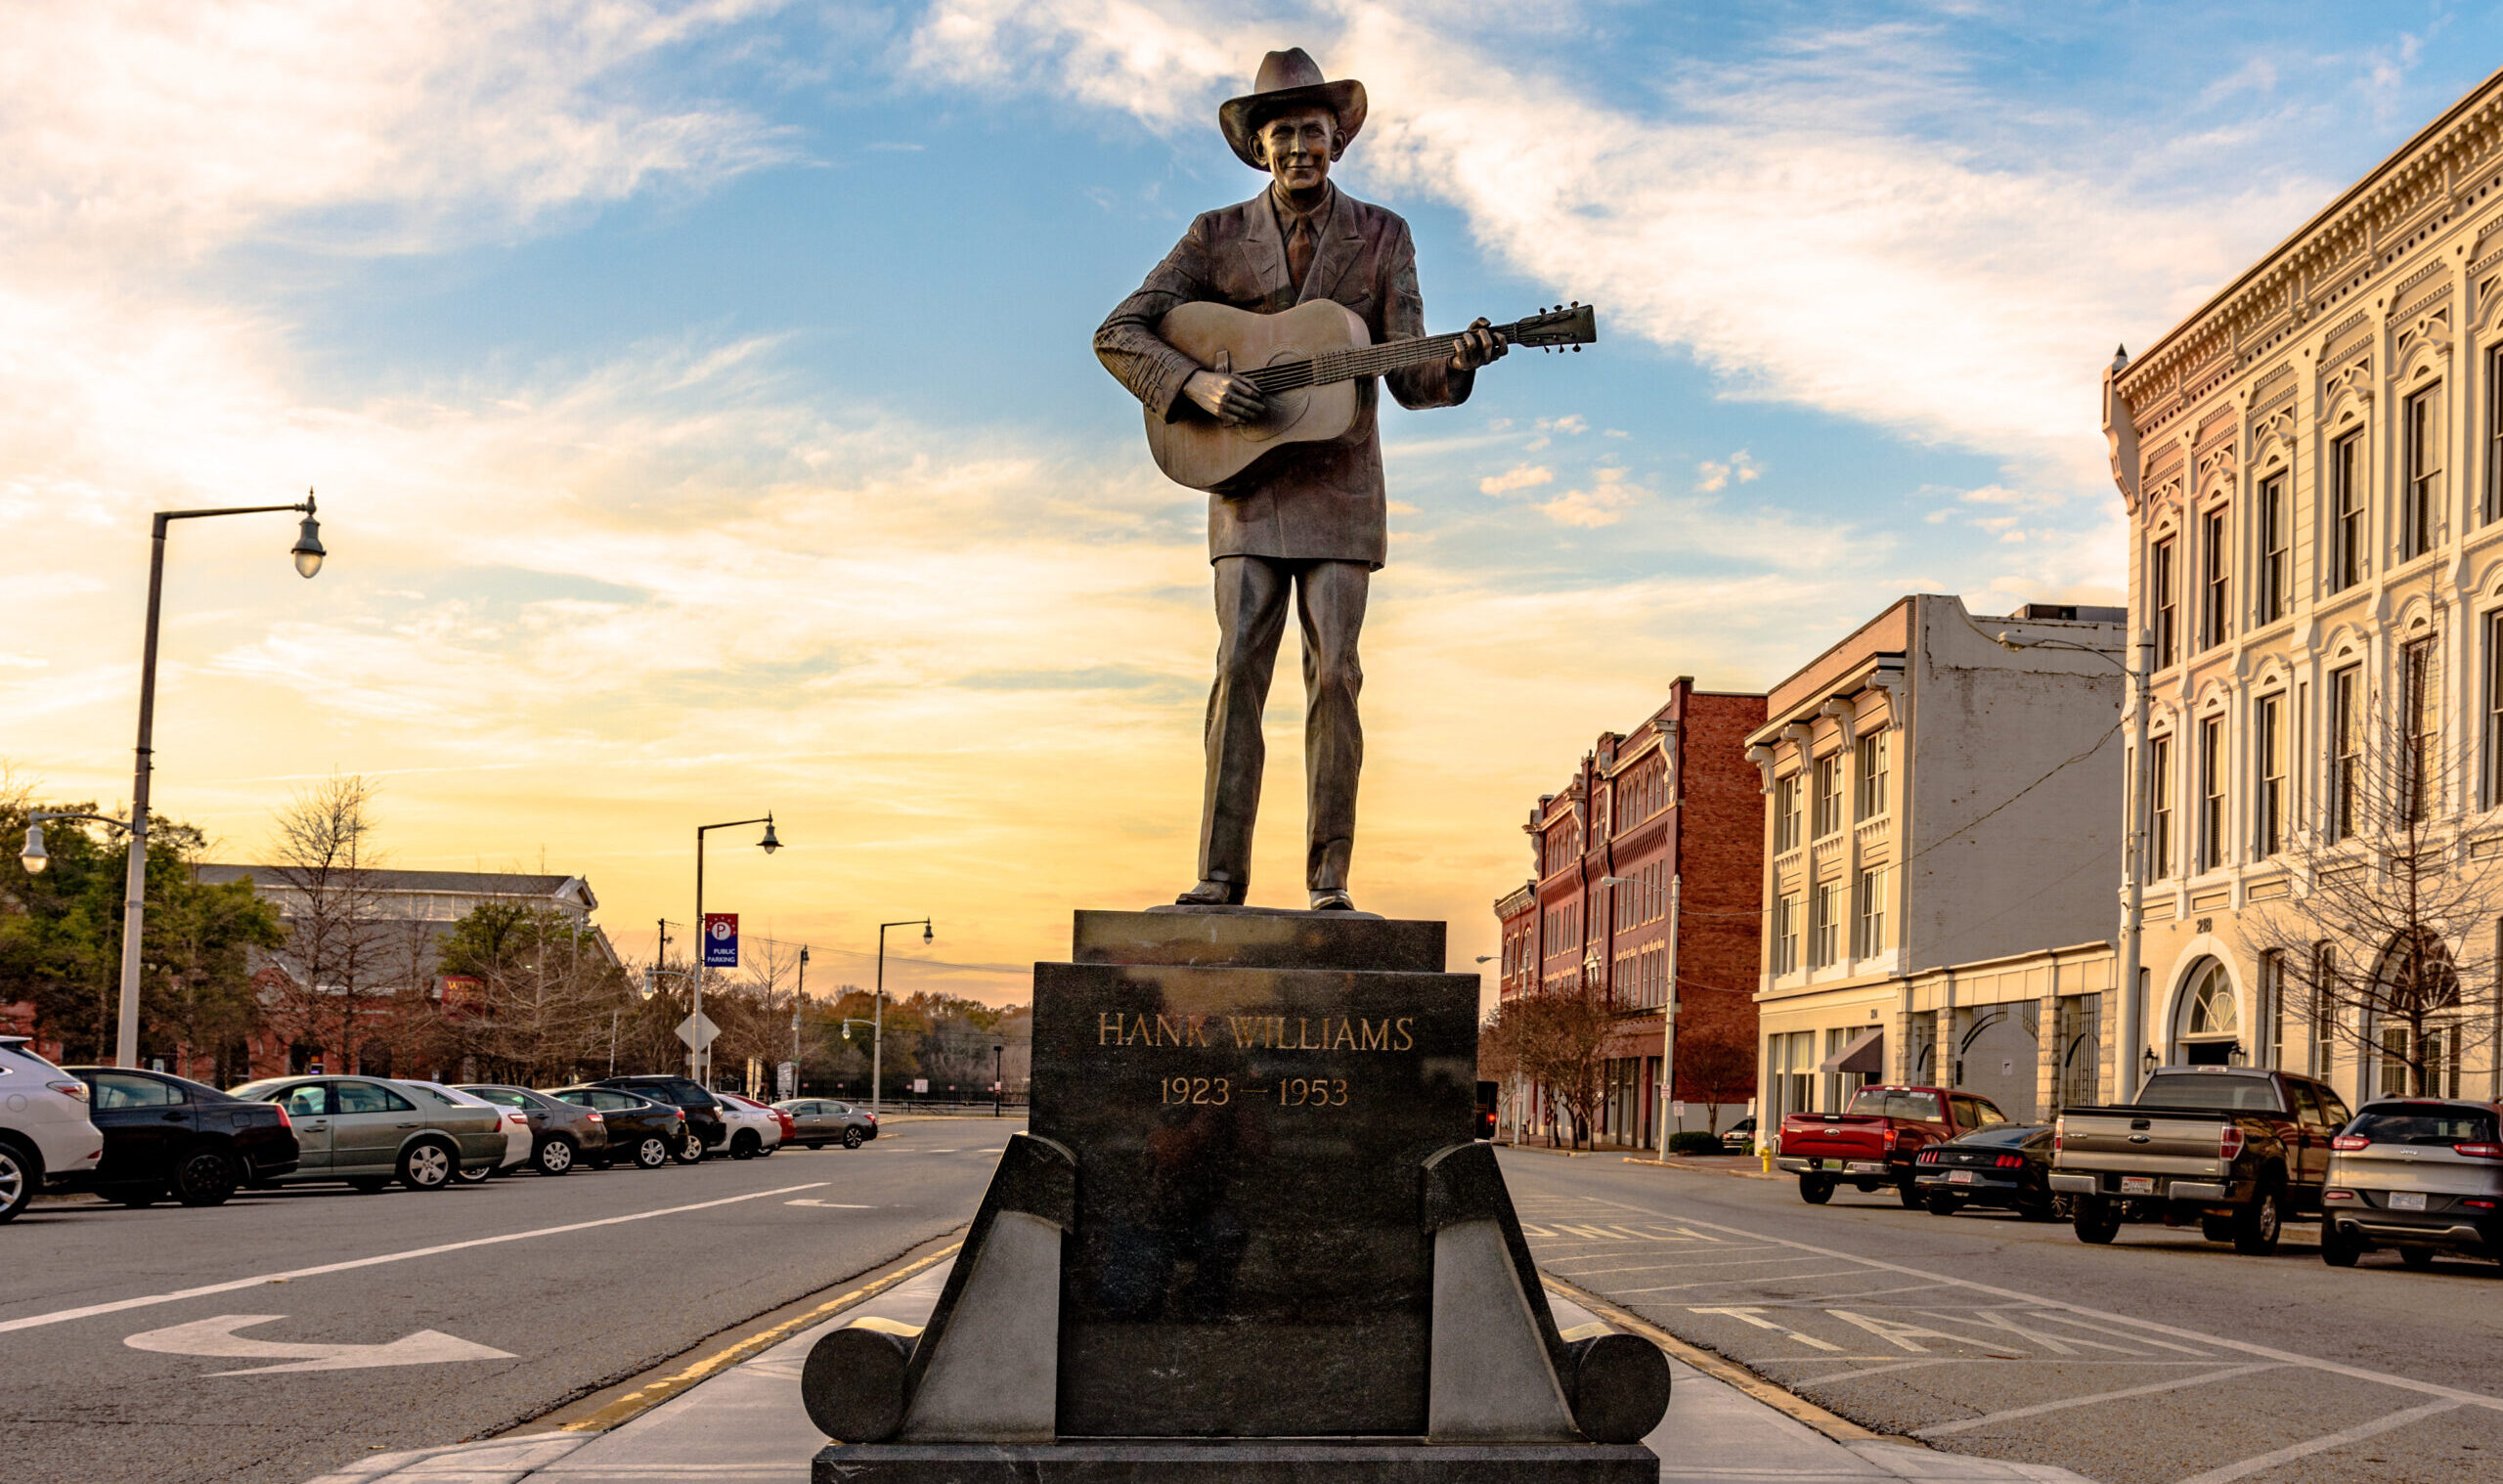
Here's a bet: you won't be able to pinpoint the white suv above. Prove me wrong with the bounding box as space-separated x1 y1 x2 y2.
1 1036 104 1222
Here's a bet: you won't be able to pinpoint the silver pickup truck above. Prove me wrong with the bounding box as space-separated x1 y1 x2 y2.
2048 1066 2351 1254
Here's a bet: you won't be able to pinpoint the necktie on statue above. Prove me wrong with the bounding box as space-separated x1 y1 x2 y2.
1285 214 1314 294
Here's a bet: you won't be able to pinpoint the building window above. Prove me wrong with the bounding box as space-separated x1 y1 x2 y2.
2488 345 2503 523
1854 729 1889 821
2256 693 2285 857
1852 866 1889 958
2311 942 2338 1076
2201 506 2230 651
1810 881 1842 968
2331 665 2362 842
1773 894 1801 976
2404 381 2441 559
1773 774 1802 852
2199 716 2225 871
2487 611 2503 808
2258 472 2289 624
2261 949 2285 1070
1812 754 1844 838
2153 537 2178 669
2149 735 2174 879
2402 635 2437 822
2332 429 2364 590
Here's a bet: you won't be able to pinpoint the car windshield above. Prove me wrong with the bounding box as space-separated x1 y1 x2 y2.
1846 1089 1941 1120
1949 1123 2046 1148
2349 1105 2500 1146
229 1079 285 1100
2135 1073 2279 1111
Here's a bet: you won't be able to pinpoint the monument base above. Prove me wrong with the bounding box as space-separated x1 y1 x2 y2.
812 1439 1661 1483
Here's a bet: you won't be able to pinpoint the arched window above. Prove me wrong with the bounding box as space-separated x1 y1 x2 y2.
2173 957 2241 1066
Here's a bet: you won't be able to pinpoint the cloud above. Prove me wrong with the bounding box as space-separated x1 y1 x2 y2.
1537 467 1640 528
1477 463 1554 496
1693 450 1760 494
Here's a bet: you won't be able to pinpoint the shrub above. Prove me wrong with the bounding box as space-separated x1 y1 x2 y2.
1667 1130 1723 1156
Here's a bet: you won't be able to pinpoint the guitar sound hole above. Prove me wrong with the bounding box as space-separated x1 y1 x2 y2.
1244 351 1309 442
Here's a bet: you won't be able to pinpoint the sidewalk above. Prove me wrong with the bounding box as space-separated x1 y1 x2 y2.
311 1260 2092 1484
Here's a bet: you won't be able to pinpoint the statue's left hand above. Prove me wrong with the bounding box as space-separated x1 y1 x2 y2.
1450 317 1508 372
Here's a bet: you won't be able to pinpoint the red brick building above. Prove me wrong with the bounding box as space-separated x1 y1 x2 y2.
1494 678 1766 1149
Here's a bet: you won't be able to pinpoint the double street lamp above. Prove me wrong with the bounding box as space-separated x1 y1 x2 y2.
20 494 325 1068
692 814 781 1087
871 917 933 1117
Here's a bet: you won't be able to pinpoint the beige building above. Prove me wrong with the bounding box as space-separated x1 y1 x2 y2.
2104 69 2503 1106
1747 594 2126 1136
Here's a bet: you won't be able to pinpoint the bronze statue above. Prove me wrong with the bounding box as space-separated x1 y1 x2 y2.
1097 47 1505 912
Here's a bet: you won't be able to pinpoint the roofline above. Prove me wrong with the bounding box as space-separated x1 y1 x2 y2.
2118 62 2503 389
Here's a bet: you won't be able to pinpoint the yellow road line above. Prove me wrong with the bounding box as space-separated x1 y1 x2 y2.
558 1242 963 1433
1538 1271 1915 1449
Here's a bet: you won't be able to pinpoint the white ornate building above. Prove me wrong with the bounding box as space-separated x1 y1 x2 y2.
2105 69 2503 1105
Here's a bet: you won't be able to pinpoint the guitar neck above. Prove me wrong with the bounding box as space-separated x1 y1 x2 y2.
1242 328 1483 395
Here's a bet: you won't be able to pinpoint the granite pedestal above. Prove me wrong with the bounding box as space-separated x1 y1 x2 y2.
807 909 1665 1483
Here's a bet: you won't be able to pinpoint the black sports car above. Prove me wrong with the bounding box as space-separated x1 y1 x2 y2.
1912 1121 2059 1220
65 1066 298 1206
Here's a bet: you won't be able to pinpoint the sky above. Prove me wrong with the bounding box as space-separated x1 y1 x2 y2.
3 1 2498 1006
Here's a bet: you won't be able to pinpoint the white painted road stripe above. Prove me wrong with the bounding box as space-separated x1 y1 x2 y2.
1561 1191 2503 1413
1915 1363 2280 1437
0 1182 830 1335
2169 1400 2466 1484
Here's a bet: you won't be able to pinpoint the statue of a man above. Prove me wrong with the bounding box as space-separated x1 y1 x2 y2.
1096 48 1504 912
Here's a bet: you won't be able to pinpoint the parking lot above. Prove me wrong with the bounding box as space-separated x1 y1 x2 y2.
1 1119 1014 1484
1503 1150 2503 1484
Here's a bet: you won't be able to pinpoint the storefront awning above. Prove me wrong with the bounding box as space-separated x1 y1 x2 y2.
1818 1028 1884 1075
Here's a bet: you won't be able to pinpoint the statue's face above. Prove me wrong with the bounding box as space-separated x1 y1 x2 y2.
1252 105 1339 194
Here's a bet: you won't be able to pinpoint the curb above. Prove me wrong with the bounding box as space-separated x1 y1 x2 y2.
1537 1272 1919 1451
1620 1155 1786 1182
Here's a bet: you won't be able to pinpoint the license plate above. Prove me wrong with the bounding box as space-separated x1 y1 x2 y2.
2392 1191 2428 1211
2121 1175 2156 1195
1949 1170 1974 1184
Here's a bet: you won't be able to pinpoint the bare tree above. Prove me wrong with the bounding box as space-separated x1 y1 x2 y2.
1504 979 1614 1149
261 775 394 1073
436 901 620 1084
2242 675 2503 1098
1676 1021 1756 1137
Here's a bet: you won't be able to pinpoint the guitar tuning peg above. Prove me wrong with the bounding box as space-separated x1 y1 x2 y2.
1571 345 1581 352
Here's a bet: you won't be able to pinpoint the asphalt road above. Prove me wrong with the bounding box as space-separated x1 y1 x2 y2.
1501 1148 2503 1484
3 1117 1016 1484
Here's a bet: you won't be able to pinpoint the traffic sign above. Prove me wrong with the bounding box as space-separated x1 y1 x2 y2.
676 1012 720 1050
702 912 739 967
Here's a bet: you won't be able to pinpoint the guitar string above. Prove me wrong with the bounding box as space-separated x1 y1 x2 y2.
1239 331 1471 393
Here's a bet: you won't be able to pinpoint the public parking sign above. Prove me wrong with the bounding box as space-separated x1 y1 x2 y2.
702 912 739 967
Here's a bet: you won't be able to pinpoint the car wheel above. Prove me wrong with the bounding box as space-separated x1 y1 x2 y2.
2321 1225 2363 1267
399 1140 456 1192
635 1134 672 1169
348 1176 393 1193
1896 1177 1924 1210
2398 1245 2437 1271
455 1161 494 1184
2232 1183 2283 1256
1798 1174 1834 1205
1924 1192 1958 1217
842 1128 865 1150
674 1131 707 1164
730 1130 760 1160
0 1139 34 1223
2072 1196 2121 1244
536 1136 577 1176
173 1150 241 1207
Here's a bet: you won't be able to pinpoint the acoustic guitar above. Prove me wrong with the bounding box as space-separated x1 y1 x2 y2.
1144 300 1599 491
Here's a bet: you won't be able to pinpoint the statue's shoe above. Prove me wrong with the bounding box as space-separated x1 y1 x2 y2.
1308 889 1355 911
1175 879 1247 906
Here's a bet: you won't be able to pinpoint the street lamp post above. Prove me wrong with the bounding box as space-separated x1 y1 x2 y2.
792 944 810 1097
692 814 780 1087
1998 629 2151 1103
871 918 933 1117
22 495 325 1068
1658 871 1681 1159
993 1043 1004 1117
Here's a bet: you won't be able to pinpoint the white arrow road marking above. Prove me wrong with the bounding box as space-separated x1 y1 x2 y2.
1686 1306 1842 1351
125 1314 514 1375
785 1200 876 1208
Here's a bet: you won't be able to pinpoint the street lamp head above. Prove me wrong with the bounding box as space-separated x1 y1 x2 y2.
759 817 780 854
290 493 325 580
799 945 810 965
922 921 934 946
19 822 48 874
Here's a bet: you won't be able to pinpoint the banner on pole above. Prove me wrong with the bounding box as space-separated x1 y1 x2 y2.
702 912 739 967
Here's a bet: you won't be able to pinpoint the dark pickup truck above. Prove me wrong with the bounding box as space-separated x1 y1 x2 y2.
2049 1066 2352 1254
1776 1085 2010 1206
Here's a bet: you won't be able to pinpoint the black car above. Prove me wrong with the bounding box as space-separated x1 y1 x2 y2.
65 1066 298 1206
550 1085 684 1169
593 1074 725 1162
1913 1122 2059 1220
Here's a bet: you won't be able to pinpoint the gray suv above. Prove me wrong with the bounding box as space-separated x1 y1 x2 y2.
230 1076 503 1191
2322 1098 2503 1270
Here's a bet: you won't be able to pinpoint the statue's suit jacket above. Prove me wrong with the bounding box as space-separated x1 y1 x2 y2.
1095 186 1472 570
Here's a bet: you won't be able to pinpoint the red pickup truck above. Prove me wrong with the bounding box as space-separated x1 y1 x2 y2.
1776 1084 2011 1205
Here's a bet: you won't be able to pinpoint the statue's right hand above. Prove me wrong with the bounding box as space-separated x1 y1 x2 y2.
1185 369 1266 425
